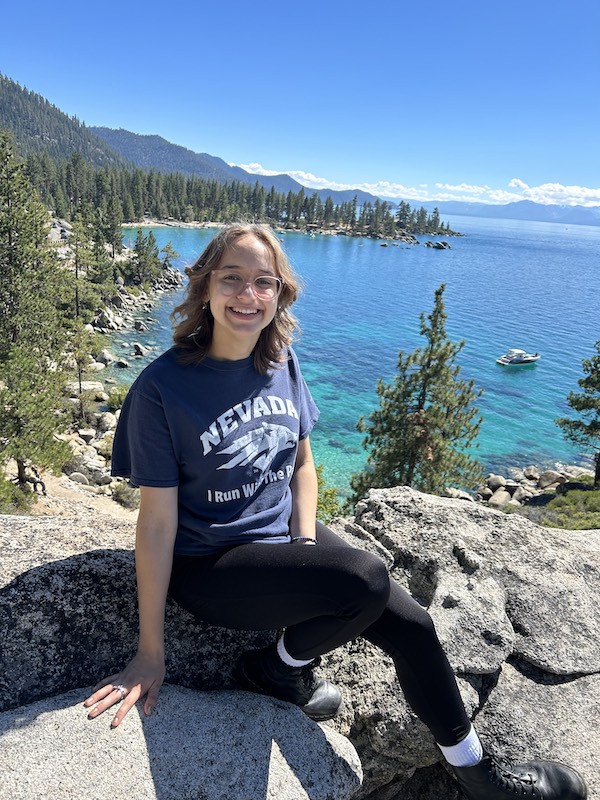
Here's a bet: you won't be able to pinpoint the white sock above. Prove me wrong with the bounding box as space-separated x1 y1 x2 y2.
276 633 314 667
438 726 484 767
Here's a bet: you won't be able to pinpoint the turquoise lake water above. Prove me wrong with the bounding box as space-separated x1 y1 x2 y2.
112 217 599 498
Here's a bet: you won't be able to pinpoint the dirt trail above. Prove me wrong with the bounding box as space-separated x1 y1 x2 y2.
29 472 138 522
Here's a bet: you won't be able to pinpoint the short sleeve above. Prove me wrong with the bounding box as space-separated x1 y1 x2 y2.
289 349 319 440
111 386 179 487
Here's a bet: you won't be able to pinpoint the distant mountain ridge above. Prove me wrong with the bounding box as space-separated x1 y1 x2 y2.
2 71 599 226
90 127 379 207
90 127 242 184
388 198 600 227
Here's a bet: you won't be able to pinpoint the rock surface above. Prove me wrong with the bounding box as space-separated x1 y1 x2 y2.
1 486 599 800
0 686 361 800
326 488 599 799
0 508 361 800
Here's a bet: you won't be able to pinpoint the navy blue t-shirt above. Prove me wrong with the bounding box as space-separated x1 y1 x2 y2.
111 347 319 555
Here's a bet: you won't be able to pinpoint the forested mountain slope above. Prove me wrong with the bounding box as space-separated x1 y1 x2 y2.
0 74 129 168
91 126 378 206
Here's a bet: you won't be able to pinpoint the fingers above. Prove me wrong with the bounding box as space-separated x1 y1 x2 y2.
84 679 140 725
84 682 132 722
83 681 118 709
88 672 121 697
109 685 142 728
85 656 166 726
85 678 163 726
144 684 161 718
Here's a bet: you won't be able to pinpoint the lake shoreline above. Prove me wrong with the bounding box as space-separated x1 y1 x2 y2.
34 453 595 521
121 217 462 242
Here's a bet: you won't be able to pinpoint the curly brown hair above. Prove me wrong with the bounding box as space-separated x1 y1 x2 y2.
171 223 301 374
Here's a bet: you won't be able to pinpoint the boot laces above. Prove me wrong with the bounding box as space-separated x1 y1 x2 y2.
490 759 539 797
298 657 320 693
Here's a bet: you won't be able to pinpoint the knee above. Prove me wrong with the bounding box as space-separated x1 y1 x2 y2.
386 582 441 640
364 553 391 604
344 551 391 618
405 602 441 645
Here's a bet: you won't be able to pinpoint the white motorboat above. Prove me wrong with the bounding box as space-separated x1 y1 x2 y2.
496 348 541 366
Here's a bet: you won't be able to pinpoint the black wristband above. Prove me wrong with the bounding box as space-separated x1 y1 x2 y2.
290 536 317 545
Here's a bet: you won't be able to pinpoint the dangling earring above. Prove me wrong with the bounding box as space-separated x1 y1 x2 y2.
202 302 208 310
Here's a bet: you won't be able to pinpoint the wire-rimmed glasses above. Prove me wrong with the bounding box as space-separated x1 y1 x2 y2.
212 271 284 300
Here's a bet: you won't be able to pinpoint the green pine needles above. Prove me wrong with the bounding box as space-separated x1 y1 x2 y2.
0 132 71 508
556 339 600 487
350 284 484 505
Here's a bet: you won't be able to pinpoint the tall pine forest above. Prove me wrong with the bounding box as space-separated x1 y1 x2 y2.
0 73 453 237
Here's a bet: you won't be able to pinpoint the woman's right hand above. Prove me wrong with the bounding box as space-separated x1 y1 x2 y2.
84 651 166 728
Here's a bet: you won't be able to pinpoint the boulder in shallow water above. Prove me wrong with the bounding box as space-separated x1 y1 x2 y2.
486 473 507 492
538 469 567 489
488 488 512 506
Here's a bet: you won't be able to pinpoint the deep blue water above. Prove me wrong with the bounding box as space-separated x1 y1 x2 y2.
112 218 599 497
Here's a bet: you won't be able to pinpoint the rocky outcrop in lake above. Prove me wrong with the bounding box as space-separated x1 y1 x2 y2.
476 463 594 507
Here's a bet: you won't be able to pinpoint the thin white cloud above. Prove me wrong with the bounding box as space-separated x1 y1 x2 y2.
507 179 600 207
434 183 492 196
232 162 600 207
509 178 529 191
487 188 526 204
235 162 282 177
286 171 353 191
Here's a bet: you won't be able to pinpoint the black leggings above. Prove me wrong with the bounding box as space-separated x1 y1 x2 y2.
169 522 471 746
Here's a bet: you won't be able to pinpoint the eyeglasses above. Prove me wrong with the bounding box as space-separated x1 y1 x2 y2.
212 271 284 300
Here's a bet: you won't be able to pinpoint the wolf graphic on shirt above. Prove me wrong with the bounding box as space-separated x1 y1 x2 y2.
216 422 297 482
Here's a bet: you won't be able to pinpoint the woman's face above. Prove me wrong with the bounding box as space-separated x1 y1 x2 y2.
205 234 281 359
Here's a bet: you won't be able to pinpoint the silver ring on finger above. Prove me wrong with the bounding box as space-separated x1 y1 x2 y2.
114 684 127 700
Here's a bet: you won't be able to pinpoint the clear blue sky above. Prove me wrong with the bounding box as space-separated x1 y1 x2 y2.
3 0 599 206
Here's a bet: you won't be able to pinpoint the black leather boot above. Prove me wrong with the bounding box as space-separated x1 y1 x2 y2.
453 752 587 799
235 645 343 721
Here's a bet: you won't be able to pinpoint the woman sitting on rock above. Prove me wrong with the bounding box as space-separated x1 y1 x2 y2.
85 223 587 800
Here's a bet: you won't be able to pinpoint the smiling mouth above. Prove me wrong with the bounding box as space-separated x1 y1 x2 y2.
229 307 260 316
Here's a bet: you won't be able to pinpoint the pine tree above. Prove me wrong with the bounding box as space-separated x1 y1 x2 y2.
70 215 95 319
350 284 483 504
316 464 341 523
126 228 161 285
104 192 123 257
89 214 117 287
0 132 70 503
160 241 179 270
556 340 600 486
